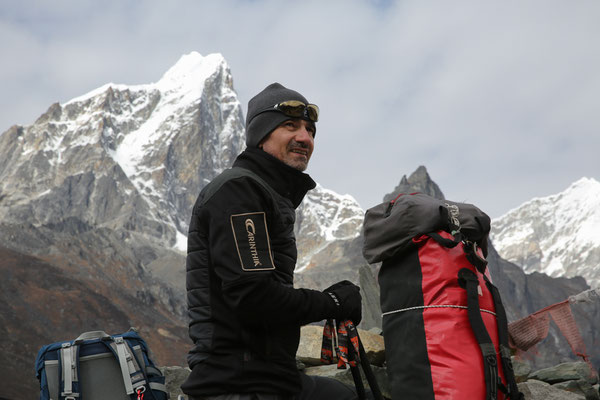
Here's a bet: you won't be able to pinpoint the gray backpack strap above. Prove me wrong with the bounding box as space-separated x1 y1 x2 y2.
60 342 79 399
110 337 147 395
149 381 168 393
75 331 111 341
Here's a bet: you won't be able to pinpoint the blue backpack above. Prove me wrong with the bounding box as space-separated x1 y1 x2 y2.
35 329 168 400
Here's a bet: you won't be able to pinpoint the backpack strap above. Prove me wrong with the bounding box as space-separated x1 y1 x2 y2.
109 336 147 395
59 342 80 400
463 240 489 274
458 268 499 400
427 231 461 248
484 276 525 400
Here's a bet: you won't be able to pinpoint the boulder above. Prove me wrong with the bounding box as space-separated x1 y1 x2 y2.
296 325 325 366
518 380 585 400
530 361 598 385
160 366 191 399
553 379 600 400
513 357 532 383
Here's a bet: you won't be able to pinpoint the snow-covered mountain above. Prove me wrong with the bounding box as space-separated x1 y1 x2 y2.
0 51 364 263
491 177 600 288
0 52 244 252
0 50 367 311
296 184 364 272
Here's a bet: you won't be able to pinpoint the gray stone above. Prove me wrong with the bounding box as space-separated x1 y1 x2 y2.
553 379 600 400
518 380 585 400
160 366 191 399
513 357 532 383
296 325 326 366
530 361 598 385
368 327 383 336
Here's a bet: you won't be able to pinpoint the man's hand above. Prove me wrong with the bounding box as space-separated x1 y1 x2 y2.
323 280 362 325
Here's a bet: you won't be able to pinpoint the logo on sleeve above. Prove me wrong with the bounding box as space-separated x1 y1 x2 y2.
230 212 275 271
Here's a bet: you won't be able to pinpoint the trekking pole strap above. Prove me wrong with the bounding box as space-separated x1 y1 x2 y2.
458 268 499 400
322 320 384 400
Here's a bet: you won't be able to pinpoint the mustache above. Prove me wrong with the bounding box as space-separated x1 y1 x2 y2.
287 140 309 150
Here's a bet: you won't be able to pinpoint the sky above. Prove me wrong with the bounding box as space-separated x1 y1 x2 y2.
1 0 599 218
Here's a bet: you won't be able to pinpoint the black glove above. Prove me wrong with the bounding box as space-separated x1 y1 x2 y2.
323 280 362 325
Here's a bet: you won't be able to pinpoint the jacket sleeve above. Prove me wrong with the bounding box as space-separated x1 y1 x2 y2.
201 176 337 326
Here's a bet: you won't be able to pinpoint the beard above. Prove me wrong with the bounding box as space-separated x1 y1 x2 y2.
284 140 311 171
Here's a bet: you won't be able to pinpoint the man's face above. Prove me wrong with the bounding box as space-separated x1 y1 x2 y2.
259 119 315 171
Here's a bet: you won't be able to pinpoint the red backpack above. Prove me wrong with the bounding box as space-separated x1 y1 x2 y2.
363 193 523 400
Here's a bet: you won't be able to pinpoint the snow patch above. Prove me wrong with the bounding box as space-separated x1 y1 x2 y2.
174 231 188 253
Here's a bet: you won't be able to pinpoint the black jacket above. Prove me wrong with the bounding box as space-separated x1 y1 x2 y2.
182 148 337 397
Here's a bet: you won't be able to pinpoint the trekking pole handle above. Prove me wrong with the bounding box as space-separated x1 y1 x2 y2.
76 331 112 341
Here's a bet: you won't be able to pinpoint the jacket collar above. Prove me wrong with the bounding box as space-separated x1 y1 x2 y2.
233 147 316 208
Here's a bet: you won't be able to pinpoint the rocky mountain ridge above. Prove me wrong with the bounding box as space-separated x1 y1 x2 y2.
491 177 600 289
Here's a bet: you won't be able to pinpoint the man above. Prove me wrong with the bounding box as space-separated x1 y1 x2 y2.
182 83 363 400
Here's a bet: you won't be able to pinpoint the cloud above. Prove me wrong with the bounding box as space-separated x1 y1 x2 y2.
1 0 599 217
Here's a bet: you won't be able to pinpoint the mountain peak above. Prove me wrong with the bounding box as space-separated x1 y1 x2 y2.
566 176 599 196
382 165 445 202
156 52 227 93
491 176 600 287
0 51 245 254
64 52 228 106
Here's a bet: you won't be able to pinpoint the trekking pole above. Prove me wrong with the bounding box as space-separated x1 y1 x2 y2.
342 320 385 400
347 341 367 400
356 335 384 400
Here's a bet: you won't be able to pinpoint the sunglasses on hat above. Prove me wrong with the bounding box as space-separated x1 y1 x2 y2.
269 100 319 122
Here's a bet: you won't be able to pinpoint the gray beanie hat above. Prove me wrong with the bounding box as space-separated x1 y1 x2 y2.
245 83 315 148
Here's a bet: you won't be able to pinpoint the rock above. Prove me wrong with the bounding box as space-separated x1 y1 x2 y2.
304 364 391 399
296 325 326 366
296 325 386 367
513 357 532 382
357 328 386 367
518 379 585 399
368 327 383 335
530 361 598 385
553 379 600 400
160 366 191 399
